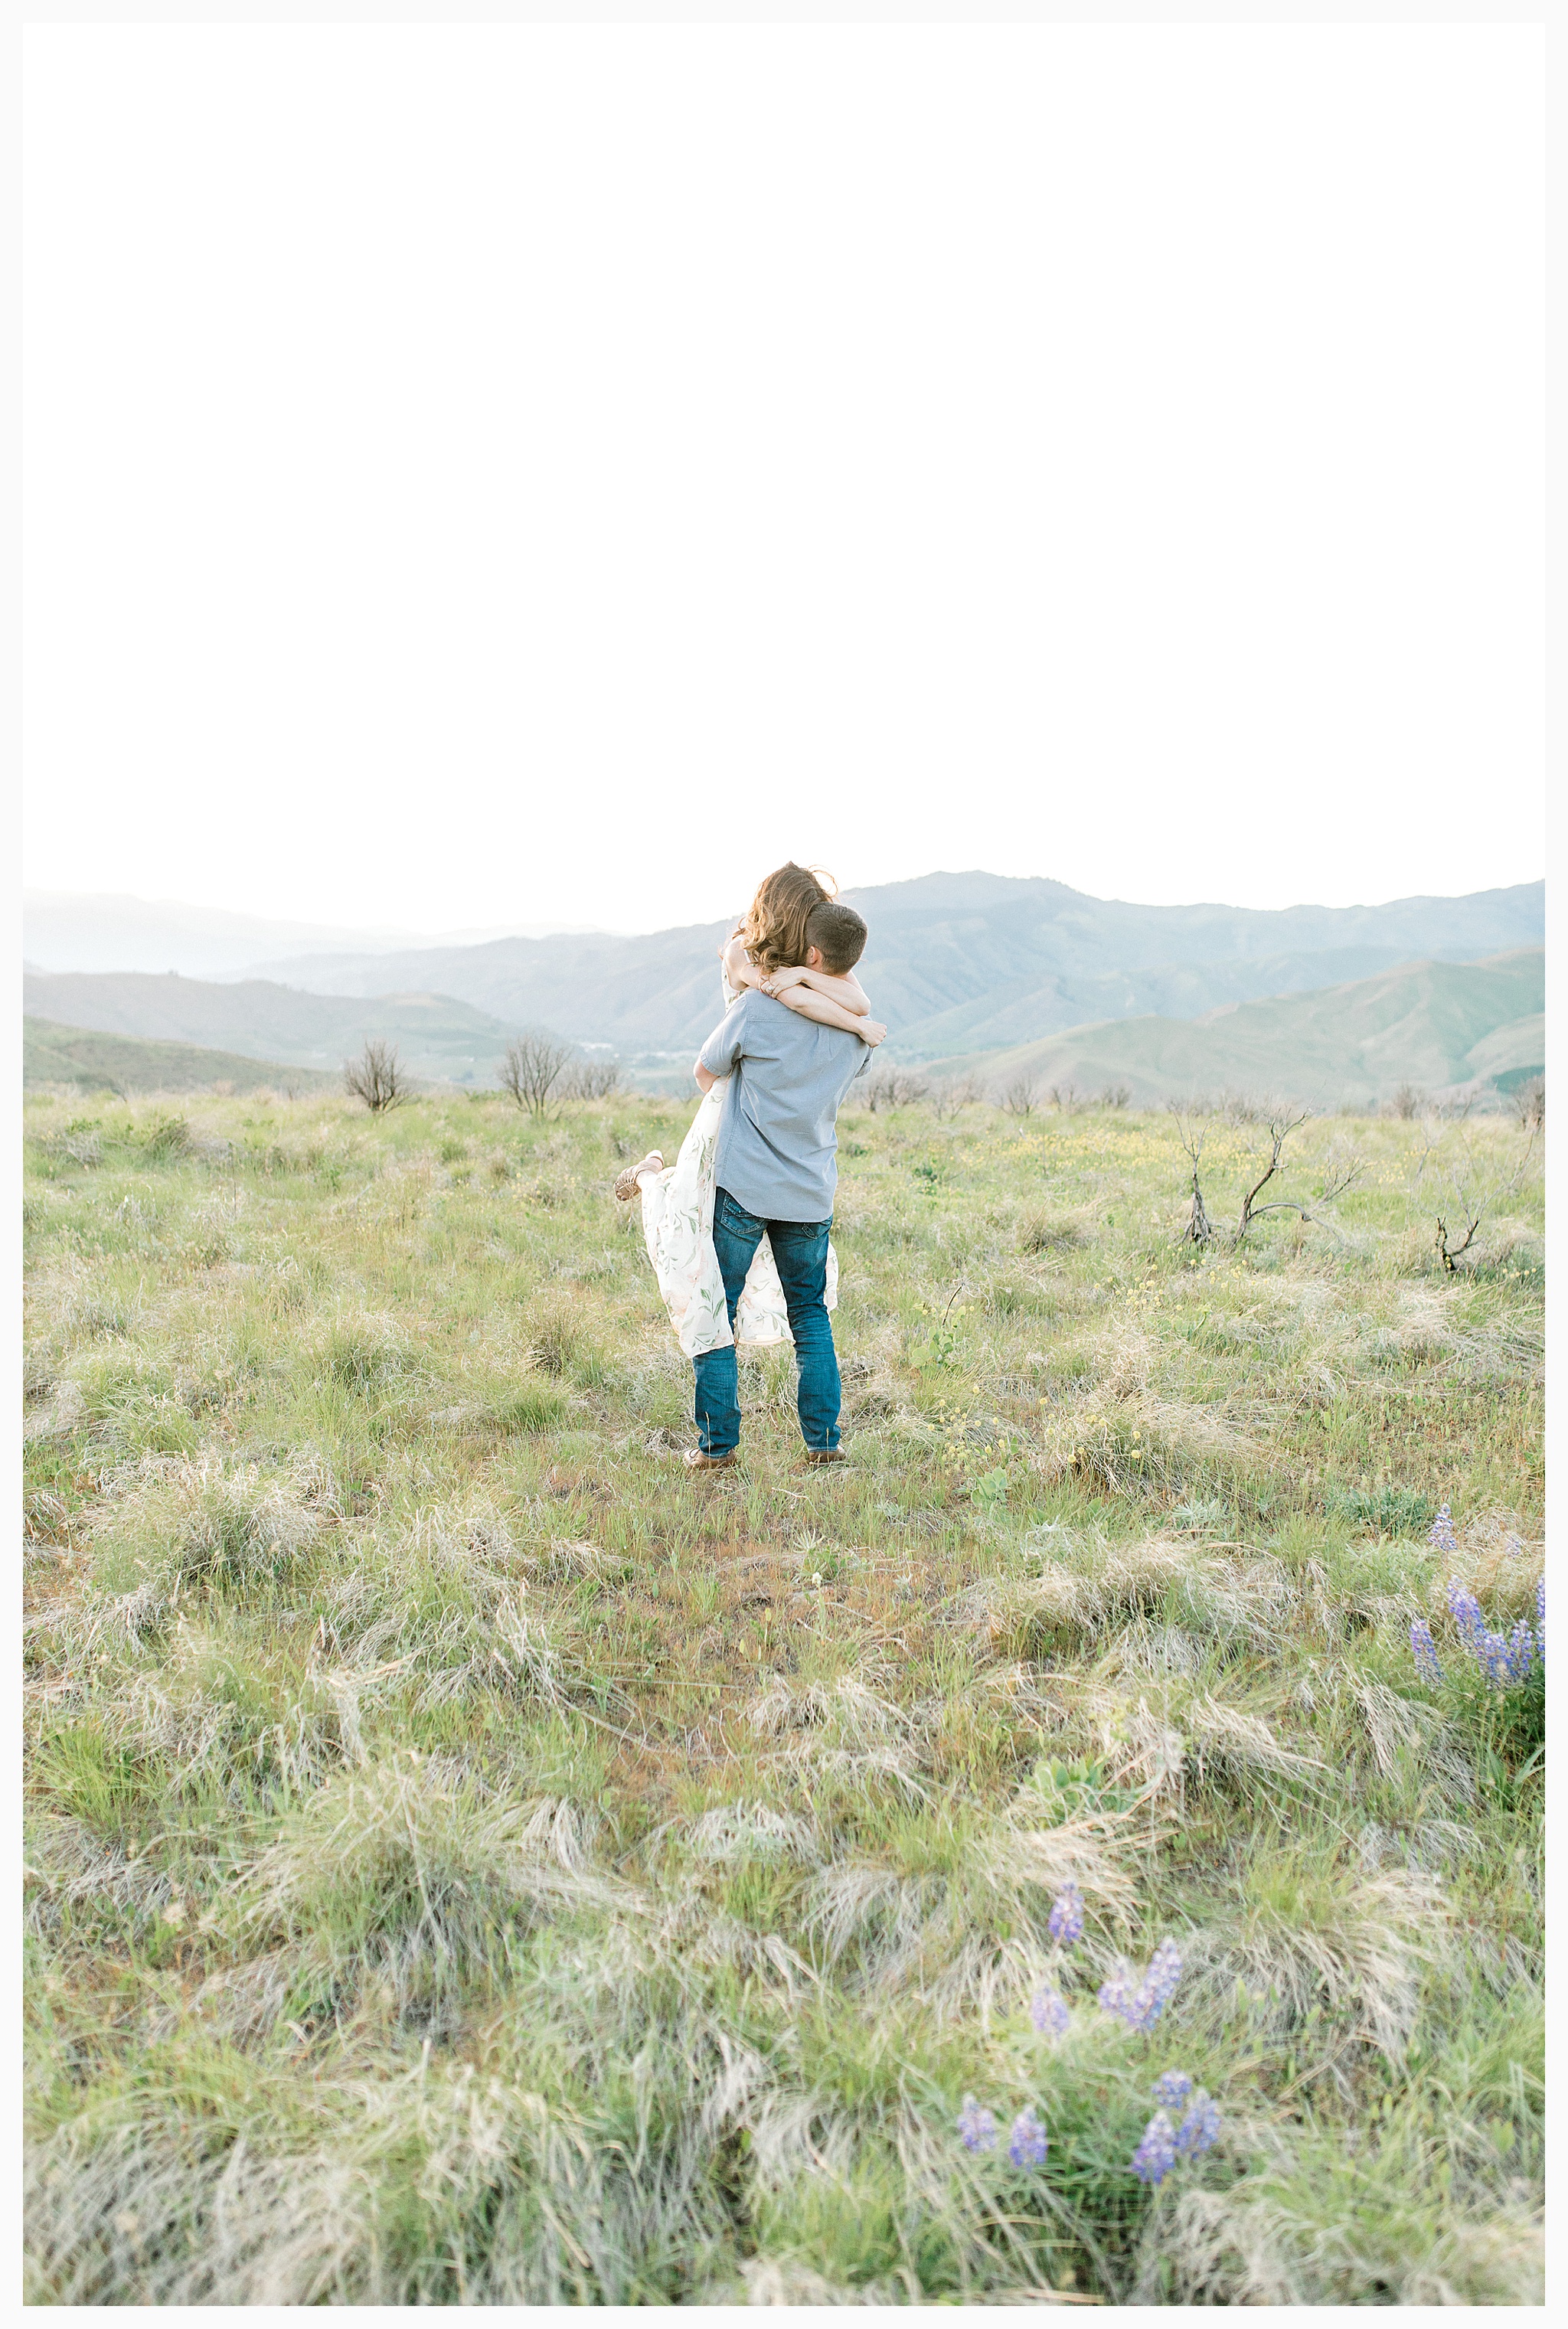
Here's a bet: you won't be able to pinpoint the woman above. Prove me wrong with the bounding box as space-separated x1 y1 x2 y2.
615 863 884 1358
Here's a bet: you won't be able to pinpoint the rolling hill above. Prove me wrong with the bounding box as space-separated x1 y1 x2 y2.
240 873 1544 1057
20 975 524 1087
926 950 1545 1109
23 1019 339 1099
19 879 1544 1106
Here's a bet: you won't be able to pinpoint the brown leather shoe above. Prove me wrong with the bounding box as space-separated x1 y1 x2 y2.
613 1151 664 1202
683 1446 738 1472
802 1447 846 1465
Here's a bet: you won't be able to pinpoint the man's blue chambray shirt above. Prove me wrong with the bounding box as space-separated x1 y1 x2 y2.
697 989 872 1223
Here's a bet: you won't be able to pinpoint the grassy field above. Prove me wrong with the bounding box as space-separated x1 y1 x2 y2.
22 1086 1544 2304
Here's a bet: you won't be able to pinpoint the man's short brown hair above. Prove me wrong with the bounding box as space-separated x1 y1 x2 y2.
804 900 867 973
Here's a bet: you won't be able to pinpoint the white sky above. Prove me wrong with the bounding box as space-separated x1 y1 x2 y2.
23 21 1544 936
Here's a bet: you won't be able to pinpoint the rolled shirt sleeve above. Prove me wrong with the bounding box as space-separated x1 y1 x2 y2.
697 995 750 1080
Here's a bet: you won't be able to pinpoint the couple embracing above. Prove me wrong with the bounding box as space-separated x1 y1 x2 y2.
614 862 886 1471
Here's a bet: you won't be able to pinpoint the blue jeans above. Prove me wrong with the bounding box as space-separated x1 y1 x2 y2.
693 1187 841 1455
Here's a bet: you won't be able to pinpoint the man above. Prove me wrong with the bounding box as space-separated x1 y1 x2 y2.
684 898 875 1471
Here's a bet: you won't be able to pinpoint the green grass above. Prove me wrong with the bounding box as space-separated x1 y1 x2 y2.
22 1086 1544 2303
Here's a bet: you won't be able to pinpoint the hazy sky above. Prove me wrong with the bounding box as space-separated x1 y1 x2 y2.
24 21 1544 936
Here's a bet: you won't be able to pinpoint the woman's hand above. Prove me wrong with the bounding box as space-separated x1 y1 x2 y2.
858 1020 887 1048
724 935 763 990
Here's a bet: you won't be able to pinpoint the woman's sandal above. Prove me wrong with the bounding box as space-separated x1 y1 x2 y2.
612 1151 664 1203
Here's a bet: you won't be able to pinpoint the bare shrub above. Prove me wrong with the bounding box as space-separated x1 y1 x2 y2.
1099 1083 1132 1110
1230 1111 1358 1239
863 1067 929 1112
343 1040 407 1115
560 1056 623 1102
1432 1125 1540 1274
1048 1081 1078 1112
1168 1109 1215 1246
1236 1108 1308 1238
930 1074 982 1122
1390 1083 1425 1120
998 1076 1040 1117
499 1032 575 1118
1512 1076 1545 1131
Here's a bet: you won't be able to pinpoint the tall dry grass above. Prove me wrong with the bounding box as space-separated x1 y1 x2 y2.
22 1086 1544 2302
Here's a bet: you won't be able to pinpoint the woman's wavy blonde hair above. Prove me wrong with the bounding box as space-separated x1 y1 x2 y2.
737 861 838 975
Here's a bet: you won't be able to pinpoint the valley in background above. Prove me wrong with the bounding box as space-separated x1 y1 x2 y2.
23 874 1546 1112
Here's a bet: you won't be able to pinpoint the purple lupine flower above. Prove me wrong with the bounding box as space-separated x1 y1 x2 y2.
1410 1618 1443 1687
1125 1939 1184 2034
1097 1965 1135 2021
1447 1579 1499 1678
1047 1883 1084 1946
1174 2089 1221 2157
957 2094 997 2153
1030 1985 1071 2039
1008 2106 1049 2169
1445 1579 1537 1690
1507 1617 1537 1682
1130 2111 1178 2185
1152 2069 1194 2110
1429 1502 1457 1554
1101 1940 1184 2033
1537 1576 1545 1662
1479 1631 1514 1687
1446 1579 1485 1645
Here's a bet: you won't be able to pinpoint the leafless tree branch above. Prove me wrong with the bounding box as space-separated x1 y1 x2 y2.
343 1039 408 1114
931 1073 983 1120
1513 1076 1545 1131
1236 1108 1310 1238
559 1055 623 1102
1167 1106 1215 1246
864 1067 930 1112
1432 1122 1539 1272
500 1031 577 1118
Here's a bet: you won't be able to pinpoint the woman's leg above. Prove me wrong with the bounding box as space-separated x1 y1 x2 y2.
766 1217 841 1452
691 1187 767 1455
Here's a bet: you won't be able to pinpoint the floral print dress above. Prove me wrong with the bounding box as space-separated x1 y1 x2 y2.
639 969 839 1358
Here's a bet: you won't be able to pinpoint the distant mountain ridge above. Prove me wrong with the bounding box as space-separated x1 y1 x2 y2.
21 975 521 1086
23 951 1544 1114
247 871 1544 1057
926 949 1545 1109
21 874 1544 1106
